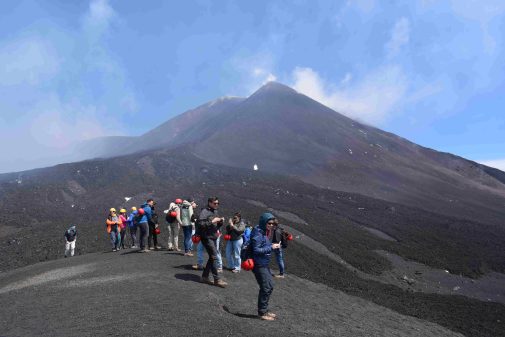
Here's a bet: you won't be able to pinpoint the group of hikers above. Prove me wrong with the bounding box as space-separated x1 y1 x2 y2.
63 196 291 321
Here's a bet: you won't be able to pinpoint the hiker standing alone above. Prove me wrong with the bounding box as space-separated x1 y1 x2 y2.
64 225 77 257
251 212 280 320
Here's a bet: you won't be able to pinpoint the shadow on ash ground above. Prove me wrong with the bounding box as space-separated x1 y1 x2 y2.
0 250 462 337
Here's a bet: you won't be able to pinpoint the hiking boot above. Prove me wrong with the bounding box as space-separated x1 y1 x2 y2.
259 314 276 321
214 279 228 288
192 264 203 270
200 277 213 285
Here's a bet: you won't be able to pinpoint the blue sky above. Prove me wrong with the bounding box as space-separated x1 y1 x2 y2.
1 0 504 173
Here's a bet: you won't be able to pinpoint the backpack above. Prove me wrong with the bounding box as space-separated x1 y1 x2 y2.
240 238 253 261
165 205 178 223
180 204 191 226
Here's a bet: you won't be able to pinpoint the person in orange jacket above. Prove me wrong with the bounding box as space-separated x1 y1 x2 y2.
106 208 122 252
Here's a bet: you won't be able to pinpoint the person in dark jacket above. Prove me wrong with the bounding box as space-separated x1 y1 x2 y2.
250 212 280 321
270 220 288 278
225 212 245 272
64 225 77 257
198 196 227 288
147 201 161 250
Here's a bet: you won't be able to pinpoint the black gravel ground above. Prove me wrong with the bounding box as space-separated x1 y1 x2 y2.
0 249 463 337
1 151 505 336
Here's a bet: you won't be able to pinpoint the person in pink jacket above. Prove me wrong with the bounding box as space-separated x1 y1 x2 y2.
119 209 128 250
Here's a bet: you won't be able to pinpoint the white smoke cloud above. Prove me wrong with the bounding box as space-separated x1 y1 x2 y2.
291 66 408 125
386 17 410 58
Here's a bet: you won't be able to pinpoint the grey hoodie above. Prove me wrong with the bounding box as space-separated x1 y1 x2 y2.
180 200 194 227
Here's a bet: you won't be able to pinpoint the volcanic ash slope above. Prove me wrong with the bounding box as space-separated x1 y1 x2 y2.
0 251 462 337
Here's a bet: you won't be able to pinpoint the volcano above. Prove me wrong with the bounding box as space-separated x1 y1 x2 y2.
77 82 505 224
1 82 505 336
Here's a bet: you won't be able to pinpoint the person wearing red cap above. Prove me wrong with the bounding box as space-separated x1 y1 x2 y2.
166 199 182 251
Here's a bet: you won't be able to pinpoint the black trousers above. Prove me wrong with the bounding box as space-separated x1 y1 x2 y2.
202 238 220 281
148 223 158 248
253 266 274 316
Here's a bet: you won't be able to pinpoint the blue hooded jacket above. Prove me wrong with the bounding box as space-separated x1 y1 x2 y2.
137 202 152 224
250 212 275 267
127 211 137 227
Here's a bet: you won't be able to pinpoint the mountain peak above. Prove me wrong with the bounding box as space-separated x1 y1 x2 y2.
250 81 298 97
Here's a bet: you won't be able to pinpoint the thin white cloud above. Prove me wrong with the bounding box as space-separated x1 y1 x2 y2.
448 0 505 54
386 17 410 58
291 66 408 125
0 38 59 86
0 0 137 173
231 51 278 95
28 95 117 149
85 0 116 28
347 0 376 13
479 159 505 172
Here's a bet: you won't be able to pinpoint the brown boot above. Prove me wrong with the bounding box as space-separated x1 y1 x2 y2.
214 279 228 288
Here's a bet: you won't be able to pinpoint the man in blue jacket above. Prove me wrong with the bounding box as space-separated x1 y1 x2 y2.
137 199 154 252
250 212 281 321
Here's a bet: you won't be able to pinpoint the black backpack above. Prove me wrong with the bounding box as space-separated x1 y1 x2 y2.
165 205 177 223
240 239 253 261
